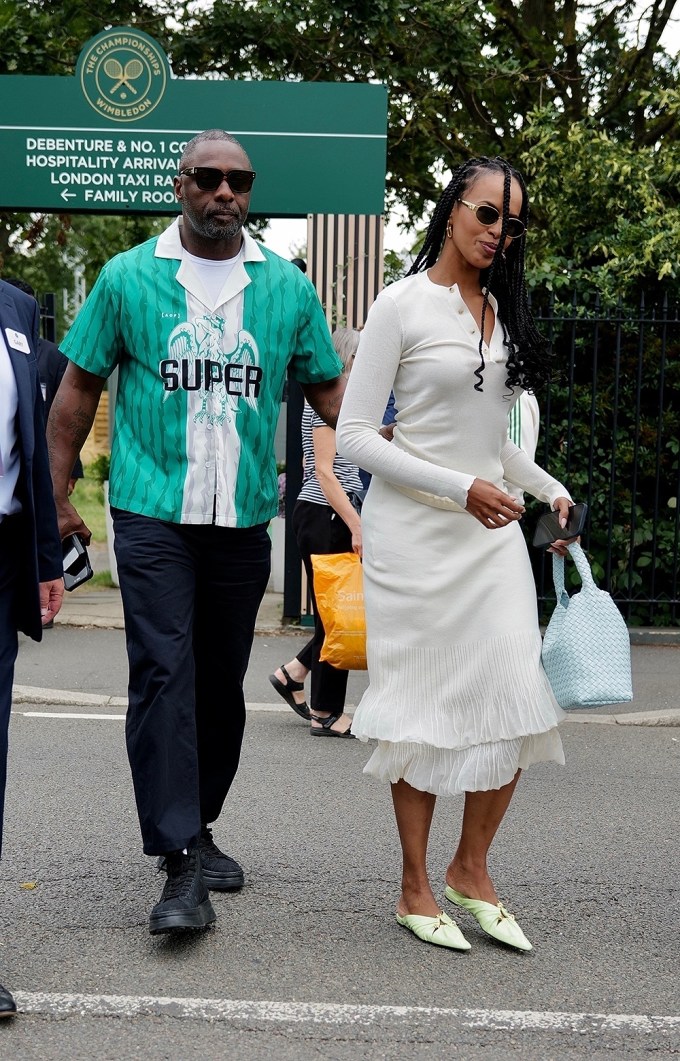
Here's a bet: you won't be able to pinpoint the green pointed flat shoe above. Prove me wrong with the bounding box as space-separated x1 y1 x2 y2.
395 910 471 951
444 886 533 952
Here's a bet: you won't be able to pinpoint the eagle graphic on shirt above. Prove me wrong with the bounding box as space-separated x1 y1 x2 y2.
160 316 262 426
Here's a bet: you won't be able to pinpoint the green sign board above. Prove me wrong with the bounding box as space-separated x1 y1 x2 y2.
0 28 387 216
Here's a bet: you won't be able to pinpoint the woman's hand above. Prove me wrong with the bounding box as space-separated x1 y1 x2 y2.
312 423 364 549
351 523 363 558
547 496 579 556
465 478 525 529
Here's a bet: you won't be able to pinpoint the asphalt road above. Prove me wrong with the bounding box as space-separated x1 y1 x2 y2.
2 627 679 1059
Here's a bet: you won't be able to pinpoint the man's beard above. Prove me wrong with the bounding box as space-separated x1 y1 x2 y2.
184 202 245 242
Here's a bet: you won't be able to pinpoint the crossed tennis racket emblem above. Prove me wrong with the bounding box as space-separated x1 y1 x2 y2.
103 57 144 95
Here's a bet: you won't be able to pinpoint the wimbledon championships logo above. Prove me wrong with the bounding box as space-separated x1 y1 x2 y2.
79 28 168 123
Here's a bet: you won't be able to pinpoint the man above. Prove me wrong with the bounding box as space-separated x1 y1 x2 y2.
0 279 64 1016
3 279 83 496
48 129 345 935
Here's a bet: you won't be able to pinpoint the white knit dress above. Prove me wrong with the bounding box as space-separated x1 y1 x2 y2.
336 273 570 795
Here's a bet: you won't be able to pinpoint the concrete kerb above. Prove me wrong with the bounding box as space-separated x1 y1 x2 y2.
564 708 680 728
12 683 680 727
12 686 127 709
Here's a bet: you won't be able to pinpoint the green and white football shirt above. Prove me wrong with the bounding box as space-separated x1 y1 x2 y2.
62 221 343 528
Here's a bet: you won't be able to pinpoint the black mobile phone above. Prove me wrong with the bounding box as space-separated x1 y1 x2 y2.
532 502 588 549
62 533 94 591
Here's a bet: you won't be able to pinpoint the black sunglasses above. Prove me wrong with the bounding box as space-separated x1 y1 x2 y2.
179 167 256 193
458 199 526 239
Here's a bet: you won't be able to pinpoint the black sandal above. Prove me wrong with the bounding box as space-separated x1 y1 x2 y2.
309 711 354 738
268 665 311 720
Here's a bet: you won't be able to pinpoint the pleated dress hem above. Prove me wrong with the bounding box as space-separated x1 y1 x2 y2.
360 728 565 796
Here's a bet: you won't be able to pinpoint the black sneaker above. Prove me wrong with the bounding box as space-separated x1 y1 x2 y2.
197 825 244 891
149 848 216 935
0 982 16 1018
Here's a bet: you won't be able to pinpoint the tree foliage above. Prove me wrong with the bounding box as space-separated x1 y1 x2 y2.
519 102 680 301
1 1 680 305
167 0 680 298
0 0 173 76
0 0 175 329
165 5 680 173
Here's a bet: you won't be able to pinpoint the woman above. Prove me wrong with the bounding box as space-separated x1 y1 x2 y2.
336 156 574 951
269 328 364 738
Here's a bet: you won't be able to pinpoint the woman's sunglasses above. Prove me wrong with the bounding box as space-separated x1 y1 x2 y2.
457 199 525 239
179 167 257 193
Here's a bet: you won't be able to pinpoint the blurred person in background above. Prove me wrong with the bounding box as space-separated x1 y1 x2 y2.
269 327 363 738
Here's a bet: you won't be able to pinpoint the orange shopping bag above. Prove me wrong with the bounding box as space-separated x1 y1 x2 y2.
310 552 367 670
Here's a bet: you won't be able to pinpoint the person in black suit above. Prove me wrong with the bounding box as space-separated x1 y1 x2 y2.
0 279 64 1017
4 279 83 495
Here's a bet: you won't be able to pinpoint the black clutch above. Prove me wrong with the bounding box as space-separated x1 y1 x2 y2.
532 502 588 549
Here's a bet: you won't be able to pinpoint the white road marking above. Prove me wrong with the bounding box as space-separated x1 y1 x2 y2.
16 704 298 719
10 992 680 1032
13 695 355 717
21 712 127 720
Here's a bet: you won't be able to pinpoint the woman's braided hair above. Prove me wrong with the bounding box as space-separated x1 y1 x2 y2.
407 156 551 393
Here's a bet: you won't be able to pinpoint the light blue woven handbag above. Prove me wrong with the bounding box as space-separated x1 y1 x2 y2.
541 542 633 710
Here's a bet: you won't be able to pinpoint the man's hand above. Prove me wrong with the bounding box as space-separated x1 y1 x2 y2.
40 578 64 624
55 498 92 545
465 478 525 528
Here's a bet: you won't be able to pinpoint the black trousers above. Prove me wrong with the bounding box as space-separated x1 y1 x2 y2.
112 510 271 856
292 500 352 713
0 517 20 860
